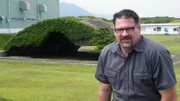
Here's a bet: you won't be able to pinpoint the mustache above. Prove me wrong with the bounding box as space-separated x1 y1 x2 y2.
120 36 131 40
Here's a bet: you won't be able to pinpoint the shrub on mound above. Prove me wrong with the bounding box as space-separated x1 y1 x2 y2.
90 27 115 50
3 17 97 55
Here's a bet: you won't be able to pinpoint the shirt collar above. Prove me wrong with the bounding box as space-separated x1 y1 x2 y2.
134 35 144 52
133 35 144 52
111 41 122 55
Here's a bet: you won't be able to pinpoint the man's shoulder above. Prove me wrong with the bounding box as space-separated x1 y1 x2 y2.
101 41 117 54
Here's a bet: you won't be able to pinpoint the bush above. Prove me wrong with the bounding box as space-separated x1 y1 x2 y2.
4 17 97 55
90 27 115 50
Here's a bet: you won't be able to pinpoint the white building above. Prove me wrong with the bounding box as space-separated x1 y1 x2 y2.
141 23 180 34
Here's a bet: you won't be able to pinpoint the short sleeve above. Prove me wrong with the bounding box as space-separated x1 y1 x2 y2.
95 51 109 84
152 49 177 90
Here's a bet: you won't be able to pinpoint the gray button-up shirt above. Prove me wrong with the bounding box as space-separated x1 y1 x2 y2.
95 35 176 101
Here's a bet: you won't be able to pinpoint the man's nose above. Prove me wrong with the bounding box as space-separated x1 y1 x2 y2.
121 30 128 36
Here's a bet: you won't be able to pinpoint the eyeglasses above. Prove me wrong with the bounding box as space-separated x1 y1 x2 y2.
114 26 136 34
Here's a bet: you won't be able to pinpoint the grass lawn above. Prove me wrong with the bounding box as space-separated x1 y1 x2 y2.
78 46 97 51
0 61 98 101
0 61 179 101
174 64 180 101
144 35 180 53
144 34 180 43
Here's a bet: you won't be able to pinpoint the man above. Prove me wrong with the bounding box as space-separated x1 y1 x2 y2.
95 9 177 101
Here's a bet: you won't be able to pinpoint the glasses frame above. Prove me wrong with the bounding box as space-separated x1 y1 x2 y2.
114 25 137 34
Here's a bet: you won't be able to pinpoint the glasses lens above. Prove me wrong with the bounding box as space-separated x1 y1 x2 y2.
115 26 135 34
115 28 123 34
126 27 135 33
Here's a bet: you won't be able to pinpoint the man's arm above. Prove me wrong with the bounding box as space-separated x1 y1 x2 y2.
98 82 112 101
159 85 177 101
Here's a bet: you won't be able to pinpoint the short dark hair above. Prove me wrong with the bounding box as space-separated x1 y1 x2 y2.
113 9 139 25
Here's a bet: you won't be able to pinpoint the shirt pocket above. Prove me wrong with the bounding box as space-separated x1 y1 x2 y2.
133 72 155 92
104 69 119 90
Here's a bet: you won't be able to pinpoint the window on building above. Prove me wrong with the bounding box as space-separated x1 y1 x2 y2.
153 28 156 31
173 28 177 31
157 27 161 32
164 28 168 32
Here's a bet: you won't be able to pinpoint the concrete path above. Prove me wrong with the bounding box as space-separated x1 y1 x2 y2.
0 53 179 66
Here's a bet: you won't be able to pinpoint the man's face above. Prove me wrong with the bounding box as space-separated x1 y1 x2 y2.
114 17 141 49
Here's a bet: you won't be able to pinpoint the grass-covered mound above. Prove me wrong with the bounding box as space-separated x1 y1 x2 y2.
4 17 97 56
78 16 115 50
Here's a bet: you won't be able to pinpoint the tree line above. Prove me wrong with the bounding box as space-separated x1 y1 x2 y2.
140 17 180 23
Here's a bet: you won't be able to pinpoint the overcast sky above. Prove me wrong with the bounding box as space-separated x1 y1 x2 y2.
60 0 180 18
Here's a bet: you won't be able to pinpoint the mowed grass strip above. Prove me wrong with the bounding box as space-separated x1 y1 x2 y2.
144 35 180 53
174 64 180 101
144 34 180 43
0 61 180 101
163 42 180 53
0 61 98 101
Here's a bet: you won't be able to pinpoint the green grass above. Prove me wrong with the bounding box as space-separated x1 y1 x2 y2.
144 34 180 43
163 42 180 53
0 34 13 50
144 35 180 53
170 19 180 23
79 46 97 51
0 61 179 101
0 60 98 101
174 64 180 101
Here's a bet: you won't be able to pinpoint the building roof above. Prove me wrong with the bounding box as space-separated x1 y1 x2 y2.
141 23 180 26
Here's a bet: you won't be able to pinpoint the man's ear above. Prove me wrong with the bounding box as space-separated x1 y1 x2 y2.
137 23 141 32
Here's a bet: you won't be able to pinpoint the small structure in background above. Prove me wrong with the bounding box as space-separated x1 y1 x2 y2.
141 23 180 35
0 50 6 57
0 0 59 34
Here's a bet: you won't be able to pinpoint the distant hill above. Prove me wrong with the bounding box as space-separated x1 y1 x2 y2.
60 2 93 17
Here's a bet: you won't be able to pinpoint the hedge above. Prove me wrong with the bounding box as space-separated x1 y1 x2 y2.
4 17 97 55
3 17 115 55
90 27 115 50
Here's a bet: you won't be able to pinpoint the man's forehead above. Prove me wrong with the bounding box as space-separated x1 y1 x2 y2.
115 18 136 27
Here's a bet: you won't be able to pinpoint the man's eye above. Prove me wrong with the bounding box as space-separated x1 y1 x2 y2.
115 29 123 31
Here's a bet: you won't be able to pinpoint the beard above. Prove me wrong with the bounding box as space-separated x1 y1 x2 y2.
119 36 133 48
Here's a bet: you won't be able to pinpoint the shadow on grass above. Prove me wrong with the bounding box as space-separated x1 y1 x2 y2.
0 96 13 101
30 51 100 61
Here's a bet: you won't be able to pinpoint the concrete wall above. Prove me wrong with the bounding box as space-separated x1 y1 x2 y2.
0 0 59 33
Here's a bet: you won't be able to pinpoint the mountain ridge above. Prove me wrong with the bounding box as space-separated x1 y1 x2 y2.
60 2 94 17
